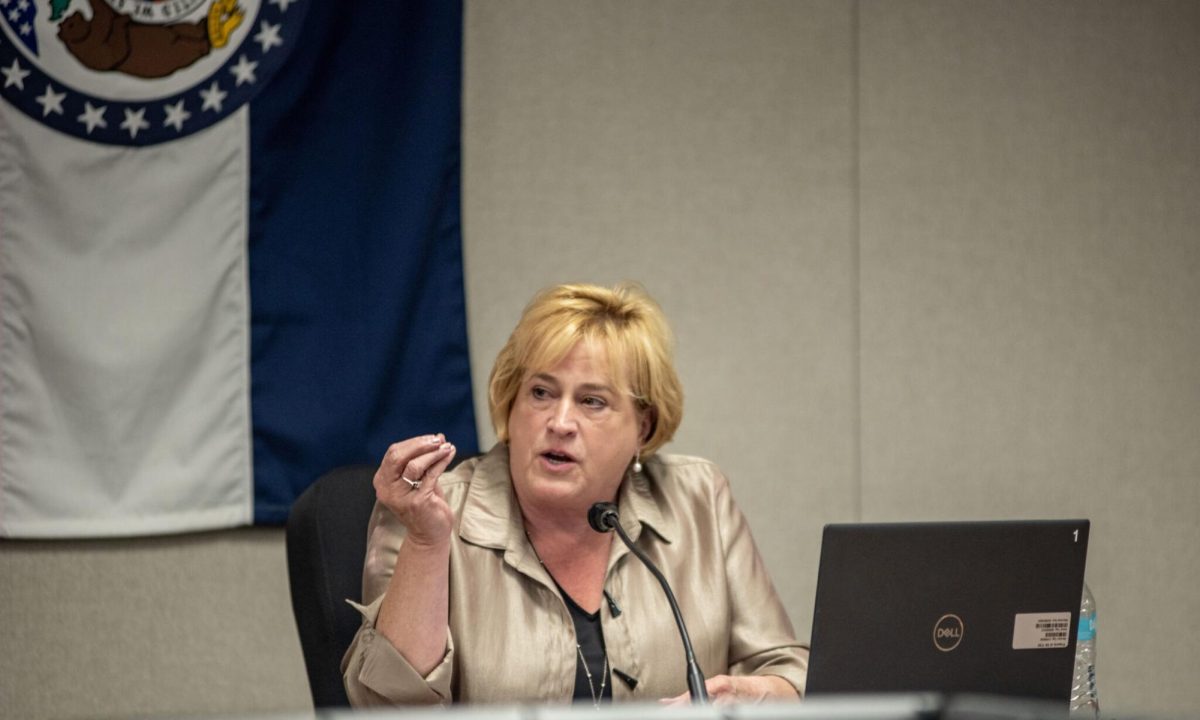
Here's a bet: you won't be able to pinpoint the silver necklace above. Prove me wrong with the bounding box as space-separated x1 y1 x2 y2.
576 642 608 708
525 532 609 707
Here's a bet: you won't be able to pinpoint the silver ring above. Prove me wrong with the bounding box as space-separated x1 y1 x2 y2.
402 476 421 490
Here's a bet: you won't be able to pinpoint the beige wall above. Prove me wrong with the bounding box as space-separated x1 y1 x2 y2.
857 1 1200 705
0 530 310 718
1 2 1196 718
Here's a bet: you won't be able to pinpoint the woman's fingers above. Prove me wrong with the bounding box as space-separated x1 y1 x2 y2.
401 442 455 493
381 435 443 474
660 675 789 706
420 442 457 488
373 434 456 514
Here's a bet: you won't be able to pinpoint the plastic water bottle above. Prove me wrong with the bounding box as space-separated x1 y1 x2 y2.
1070 583 1099 719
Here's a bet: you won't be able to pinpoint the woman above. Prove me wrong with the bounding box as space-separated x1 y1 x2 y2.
342 283 807 706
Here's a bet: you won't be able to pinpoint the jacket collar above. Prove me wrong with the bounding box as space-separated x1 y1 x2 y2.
457 444 675 571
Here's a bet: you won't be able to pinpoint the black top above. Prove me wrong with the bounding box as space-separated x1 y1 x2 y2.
561 589 613 704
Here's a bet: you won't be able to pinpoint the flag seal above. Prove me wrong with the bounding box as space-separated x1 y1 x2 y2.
0 0 306 146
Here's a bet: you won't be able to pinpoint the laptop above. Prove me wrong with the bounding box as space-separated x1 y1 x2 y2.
806 520 1090 702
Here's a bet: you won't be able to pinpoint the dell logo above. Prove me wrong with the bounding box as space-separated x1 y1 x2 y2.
933 614 964 652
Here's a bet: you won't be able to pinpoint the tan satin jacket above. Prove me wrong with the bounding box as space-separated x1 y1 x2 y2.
341 444 808 706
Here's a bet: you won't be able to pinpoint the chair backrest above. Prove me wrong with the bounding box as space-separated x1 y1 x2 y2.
285 464 379 708
286 455 476 707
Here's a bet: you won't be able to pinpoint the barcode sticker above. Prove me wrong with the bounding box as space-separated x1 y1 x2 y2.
1012 612 1072 649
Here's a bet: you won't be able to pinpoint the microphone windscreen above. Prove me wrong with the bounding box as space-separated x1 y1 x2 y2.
588 502 618 533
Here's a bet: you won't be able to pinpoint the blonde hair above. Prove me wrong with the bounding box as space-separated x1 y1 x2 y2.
488 282 683 456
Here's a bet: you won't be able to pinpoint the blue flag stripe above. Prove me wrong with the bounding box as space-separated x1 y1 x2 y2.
247 0 477 523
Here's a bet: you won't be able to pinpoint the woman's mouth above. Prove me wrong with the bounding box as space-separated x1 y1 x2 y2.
540 450 577 466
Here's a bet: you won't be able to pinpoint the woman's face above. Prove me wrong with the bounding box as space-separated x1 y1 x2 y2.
507 341 647 516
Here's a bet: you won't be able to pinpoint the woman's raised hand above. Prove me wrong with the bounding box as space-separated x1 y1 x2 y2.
373 434 458 548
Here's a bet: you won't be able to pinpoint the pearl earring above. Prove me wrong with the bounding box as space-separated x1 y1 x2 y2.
632 450 642 475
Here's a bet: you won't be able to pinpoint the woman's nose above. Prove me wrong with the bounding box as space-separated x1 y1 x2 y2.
547 399 578 434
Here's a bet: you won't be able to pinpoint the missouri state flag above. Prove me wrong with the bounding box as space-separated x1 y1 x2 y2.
0 0 477 537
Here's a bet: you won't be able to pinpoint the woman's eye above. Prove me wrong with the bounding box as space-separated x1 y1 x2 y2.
582 396 607 409
531 386 550 400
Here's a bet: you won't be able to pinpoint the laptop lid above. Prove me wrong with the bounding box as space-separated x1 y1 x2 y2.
806 519 1090 702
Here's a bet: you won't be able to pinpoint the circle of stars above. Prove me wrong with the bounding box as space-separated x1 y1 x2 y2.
0 0 306 146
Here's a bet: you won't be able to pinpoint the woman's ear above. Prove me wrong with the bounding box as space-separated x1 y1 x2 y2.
639 407 656 445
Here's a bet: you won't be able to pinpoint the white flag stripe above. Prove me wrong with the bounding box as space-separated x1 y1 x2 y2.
0 102 253 537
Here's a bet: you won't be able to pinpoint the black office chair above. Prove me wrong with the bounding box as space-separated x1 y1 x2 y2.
286 455 475 708
286 463 379 708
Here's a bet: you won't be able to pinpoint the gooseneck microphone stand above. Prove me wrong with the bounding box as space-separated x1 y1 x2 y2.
588 502 709 703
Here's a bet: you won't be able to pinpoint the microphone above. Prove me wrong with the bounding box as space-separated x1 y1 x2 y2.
588 502 709 703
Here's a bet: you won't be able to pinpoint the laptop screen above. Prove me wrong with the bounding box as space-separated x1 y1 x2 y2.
806 520 1090 702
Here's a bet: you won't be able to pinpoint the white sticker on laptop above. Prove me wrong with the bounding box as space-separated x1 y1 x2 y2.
1012 612 1072 649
